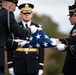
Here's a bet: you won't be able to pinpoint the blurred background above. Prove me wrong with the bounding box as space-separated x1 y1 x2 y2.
15 0 74 34
5 0 75 75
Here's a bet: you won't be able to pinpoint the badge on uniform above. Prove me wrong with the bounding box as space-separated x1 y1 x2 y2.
72 29 76 36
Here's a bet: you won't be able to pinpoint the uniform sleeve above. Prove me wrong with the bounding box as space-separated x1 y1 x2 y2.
59 36 76 46
10 12 31 39
66 45 76 58
6 39 17 68
6 39 18 50
7 49 14 68
38 48 44 70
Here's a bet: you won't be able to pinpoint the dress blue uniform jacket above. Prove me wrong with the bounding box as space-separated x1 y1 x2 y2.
0 8 30 68
7 21 44 74
59 25 76 74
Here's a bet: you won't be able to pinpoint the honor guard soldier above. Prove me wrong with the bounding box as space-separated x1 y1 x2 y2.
55 4 76 75
0 0 37 74
7 3 44 75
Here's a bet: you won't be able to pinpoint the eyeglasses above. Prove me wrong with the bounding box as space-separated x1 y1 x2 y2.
23 13 31 15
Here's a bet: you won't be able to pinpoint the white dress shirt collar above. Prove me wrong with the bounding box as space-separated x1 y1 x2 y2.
22 20 31 28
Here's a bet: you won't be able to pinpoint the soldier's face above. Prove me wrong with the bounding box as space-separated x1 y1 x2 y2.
69 15 76 25
20 13 33 22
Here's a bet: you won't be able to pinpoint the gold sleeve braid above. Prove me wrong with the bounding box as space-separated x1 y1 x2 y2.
7 61 13 65
70 45 76 58
39 63 44 66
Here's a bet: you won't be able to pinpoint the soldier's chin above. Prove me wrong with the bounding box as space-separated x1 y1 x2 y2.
24 20 29 22
71 23 75 25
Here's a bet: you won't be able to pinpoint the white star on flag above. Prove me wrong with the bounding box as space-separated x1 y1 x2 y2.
43 42 48 47
36 43 40 48
36 34 41 39
29 36 33 41
29 45 33 48
45 35 49 38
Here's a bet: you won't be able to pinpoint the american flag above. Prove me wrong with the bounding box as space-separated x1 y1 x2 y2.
24 27 57 48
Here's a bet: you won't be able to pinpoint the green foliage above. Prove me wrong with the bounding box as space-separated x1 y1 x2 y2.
32 13 68 38
43 49 66 75
45 63 61 75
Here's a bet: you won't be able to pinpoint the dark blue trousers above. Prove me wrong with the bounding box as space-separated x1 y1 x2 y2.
64 73 76 75
0 72 3 75
15 73 38 75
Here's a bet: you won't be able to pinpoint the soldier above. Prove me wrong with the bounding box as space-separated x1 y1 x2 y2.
0 0 37 74
55 4 76 75
7 3 44 75
0 0 2 9
0 1 3 75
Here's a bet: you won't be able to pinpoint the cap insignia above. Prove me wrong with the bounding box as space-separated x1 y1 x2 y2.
25 4 29 8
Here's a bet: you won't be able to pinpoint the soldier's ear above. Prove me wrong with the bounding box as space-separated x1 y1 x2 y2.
20 13 22 17
8 3 13 9
8 4 12 10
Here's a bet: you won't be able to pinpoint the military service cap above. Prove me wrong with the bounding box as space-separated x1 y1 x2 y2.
72 5 76 13
18 3 34 14
3 0 18 6
74 0 76 5
68 5 74 17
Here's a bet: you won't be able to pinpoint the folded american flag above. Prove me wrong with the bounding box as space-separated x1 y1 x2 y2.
23 27 57 48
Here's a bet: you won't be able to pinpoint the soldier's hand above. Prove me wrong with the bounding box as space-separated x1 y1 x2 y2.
55 39 61 44
38 69 43 75
20 40 30 47
30 25 38 34
50 38 62 45
8 67 15 75
13 39 30 47
56 44 67 51
50 38 57 45
13 39 23 42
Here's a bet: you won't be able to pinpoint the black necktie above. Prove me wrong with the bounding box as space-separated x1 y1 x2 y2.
25 24 28 28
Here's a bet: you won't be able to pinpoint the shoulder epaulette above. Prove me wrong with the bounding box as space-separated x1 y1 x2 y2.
38 24 42 27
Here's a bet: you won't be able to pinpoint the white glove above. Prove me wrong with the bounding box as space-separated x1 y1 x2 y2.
30 25 38 34
50 38 57 45
20 40 29 47
8 67 15 75
13 39 24 42
38 69 43 75
56 44 65 51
